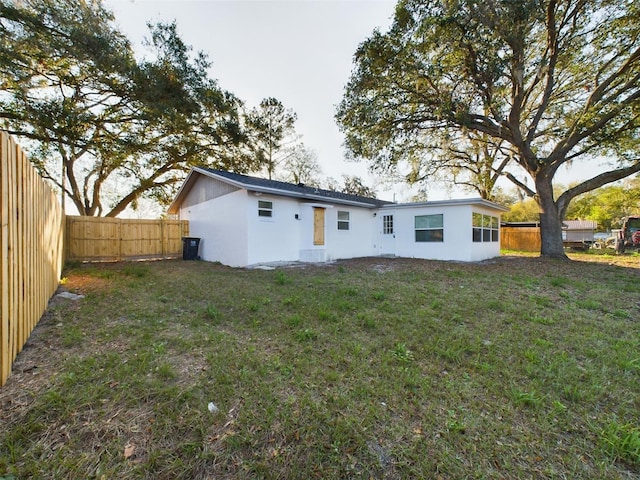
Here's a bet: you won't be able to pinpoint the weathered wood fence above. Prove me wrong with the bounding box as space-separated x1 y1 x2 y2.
66 216 188 262
1 132 65 386
500 226 541 252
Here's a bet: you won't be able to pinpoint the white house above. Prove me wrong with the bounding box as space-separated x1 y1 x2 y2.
167 167 509 267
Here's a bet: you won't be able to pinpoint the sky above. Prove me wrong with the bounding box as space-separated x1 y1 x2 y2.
104 0 411 202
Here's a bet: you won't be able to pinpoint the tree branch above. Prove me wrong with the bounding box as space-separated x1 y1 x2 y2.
556 161 640 217
504 171 536 197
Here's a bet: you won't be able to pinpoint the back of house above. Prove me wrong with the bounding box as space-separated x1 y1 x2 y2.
168 168 509 267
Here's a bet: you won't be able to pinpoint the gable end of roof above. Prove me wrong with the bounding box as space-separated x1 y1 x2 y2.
190 167 391 208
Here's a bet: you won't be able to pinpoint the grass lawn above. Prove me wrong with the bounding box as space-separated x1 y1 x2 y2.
1 253 639 479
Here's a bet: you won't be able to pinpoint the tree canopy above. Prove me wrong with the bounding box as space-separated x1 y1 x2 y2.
565 177 640 230
337 0 640 257
325 175 377 198
278 143 323 187
0 0 252 216
245 97 298 180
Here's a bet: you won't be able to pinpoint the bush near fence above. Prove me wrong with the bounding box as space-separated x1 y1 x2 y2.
1 132 65 386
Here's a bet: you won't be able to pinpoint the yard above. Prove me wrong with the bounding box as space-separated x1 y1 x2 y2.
1 253 639 479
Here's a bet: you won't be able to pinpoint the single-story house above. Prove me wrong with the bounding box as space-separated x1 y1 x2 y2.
167 167 510 267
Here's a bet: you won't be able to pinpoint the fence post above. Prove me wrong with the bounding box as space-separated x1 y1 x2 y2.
117 218 122 262
1 132 10 386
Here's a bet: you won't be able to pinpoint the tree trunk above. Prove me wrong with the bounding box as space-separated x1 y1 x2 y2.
535 174 568 259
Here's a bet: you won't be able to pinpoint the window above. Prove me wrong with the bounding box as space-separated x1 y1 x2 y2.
337 211 350 230
483 214 492 242
383 215 394 234
258 200 273 218
415 214 443 242
472 212 499 242
491 216 499 242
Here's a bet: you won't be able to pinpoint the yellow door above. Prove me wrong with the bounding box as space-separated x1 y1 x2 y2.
313 208 325 245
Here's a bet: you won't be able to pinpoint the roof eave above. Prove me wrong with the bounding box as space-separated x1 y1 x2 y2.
248 186 382 208
379 197 510 212
167 168 201 214
167 167 384 212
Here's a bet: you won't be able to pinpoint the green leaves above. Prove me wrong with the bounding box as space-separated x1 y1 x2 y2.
337 0 640 256
245 97 298 179
0 1 251 217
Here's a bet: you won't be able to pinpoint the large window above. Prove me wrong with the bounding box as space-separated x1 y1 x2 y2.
415 214 443 242
337 211 350 230
258 200 273 218
472 213 499 242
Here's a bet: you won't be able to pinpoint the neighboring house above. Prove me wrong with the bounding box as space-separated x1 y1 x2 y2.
562 220 597 243
167 167 510 267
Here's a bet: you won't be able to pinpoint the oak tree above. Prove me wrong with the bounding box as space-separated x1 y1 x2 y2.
337 0 640 258
1 0 249 216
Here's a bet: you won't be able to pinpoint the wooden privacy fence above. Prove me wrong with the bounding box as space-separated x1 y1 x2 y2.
66 216 189 262
1 132 65 386
1 132 190 386
500 226 541 252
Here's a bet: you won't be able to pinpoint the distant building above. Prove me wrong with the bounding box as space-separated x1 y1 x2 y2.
562 220 597 243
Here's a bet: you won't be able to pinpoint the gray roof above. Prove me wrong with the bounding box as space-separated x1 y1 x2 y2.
562 220 597 230
169 167 510 214
204 168 391 207
383 197 510 212
168 167 393 214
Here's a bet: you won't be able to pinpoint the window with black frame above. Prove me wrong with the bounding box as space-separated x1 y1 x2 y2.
472 212 499 242
415 214 443 242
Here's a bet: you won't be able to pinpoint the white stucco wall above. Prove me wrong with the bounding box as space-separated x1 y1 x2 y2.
376 204 502 262
246 194 301 265
468 206 503 261
324 206 377 261
180 189 249 267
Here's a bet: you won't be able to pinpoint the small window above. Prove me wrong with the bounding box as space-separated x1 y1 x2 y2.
415 214 443 242
483 214 492 242
472 212 483 242
383 215 394 234
491 216 499 242
472 212 499 242
258 200 273 218
337 211 350 230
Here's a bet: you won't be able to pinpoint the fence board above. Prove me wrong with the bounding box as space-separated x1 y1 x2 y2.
66 216 189 262
500 226 541 252
1 132 64 386
1 133 10 385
